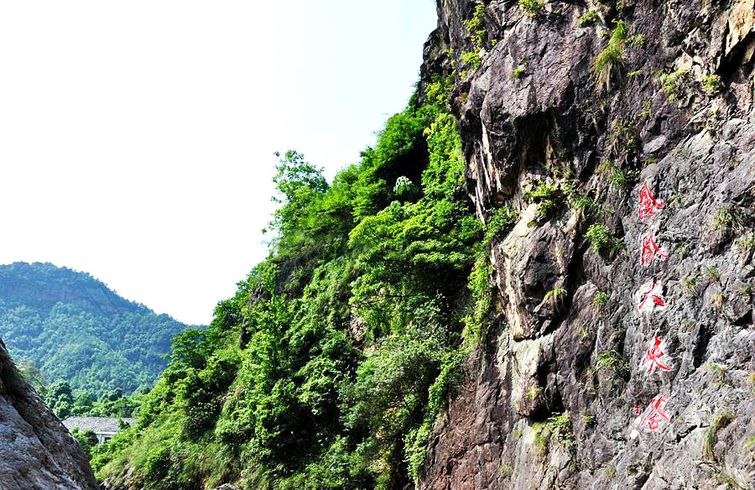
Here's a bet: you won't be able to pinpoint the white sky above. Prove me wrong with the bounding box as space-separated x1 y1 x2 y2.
0 1 438 325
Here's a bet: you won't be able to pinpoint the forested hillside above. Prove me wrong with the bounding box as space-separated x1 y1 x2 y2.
0 262 195 396
96 78 489 489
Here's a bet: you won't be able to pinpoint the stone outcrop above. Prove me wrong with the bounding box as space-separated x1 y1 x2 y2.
0 340 98 490
420 0 754 488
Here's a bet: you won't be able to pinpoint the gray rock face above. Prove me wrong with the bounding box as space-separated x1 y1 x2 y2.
0 340 98 490
420 0 754 488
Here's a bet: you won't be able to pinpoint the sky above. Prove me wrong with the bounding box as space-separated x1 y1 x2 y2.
0 1 438 325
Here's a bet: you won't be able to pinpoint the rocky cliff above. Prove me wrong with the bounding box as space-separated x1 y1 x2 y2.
419 0 754 489
0 339 98 490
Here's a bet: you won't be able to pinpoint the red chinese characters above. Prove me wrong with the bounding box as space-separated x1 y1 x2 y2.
640 230 668 266
640 336 673 374
638 182 665 221
637 279 667 313
636 394 671 432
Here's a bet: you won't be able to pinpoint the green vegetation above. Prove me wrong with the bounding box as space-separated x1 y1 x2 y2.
593 20 628 91
546 412 574 448
525 181 559 222
585 224 616 255
519 0 545 17
460 50 482 72
0 262 192 396
38 379 141 419
511 64 527 79
713 206 743 231
464 3 487 49
702 411 735 461
702 74 722 95
682 274 699 295
545 287 567 310
595 350 629 378
704 362 729 386
660 69 689 102
577 9 599 27
703 265 721 282
93 80 488 489
593 291 609 308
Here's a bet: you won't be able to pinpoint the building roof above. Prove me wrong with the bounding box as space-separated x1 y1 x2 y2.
62 416 135 434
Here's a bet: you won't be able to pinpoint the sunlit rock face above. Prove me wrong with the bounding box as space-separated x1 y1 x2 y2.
0 340 98 490
419 0 754 488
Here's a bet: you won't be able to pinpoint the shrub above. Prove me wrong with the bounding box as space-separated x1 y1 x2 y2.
546 412 574 448
593 291 609 307
585 224 614 254
577 9 599 27
660 69 689 102
460 50 482 69
701 74 722 95
519 0 545 17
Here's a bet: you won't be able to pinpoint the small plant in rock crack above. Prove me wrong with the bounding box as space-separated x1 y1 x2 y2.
545 287 567 310
525 384 543 401
519 0 545 17
593 291 609 308
702 411 735 461
713 470 747 490
577 9 599 27
701 74 722 95
736 233 755 251
546 412 574 448
703 362 730 386
711 290 725 312
682 274 699 296
660 69 690 103
595 350 629 378
713 206 743 231
602 464 617 478
703 265 720 282
569 194 595 212
598 160 637 190
593 20 628 92
511 64 527 79
581 414 596 427
464 2 488 49
578 324 591 341
740 284 753 297
585 223 619 256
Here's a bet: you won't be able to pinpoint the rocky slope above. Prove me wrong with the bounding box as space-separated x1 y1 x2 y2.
419 0 754 489
0 339 98 489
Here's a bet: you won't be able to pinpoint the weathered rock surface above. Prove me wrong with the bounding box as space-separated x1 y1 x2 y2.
0 339 98 490
420 0 754 488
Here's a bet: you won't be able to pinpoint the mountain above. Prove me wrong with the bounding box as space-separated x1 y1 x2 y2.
0 262 195 396
0 338 98 489
95 1 753 489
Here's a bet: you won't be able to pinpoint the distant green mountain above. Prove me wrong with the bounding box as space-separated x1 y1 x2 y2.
0 262 196 396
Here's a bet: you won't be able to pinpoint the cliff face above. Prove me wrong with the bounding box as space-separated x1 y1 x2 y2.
420 0 754 489
0 340 98 490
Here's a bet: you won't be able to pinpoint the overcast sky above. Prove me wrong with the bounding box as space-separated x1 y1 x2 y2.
0 1 438 325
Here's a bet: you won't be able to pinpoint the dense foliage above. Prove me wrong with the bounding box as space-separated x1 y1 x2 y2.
0 262 194 396
95 79 494 489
